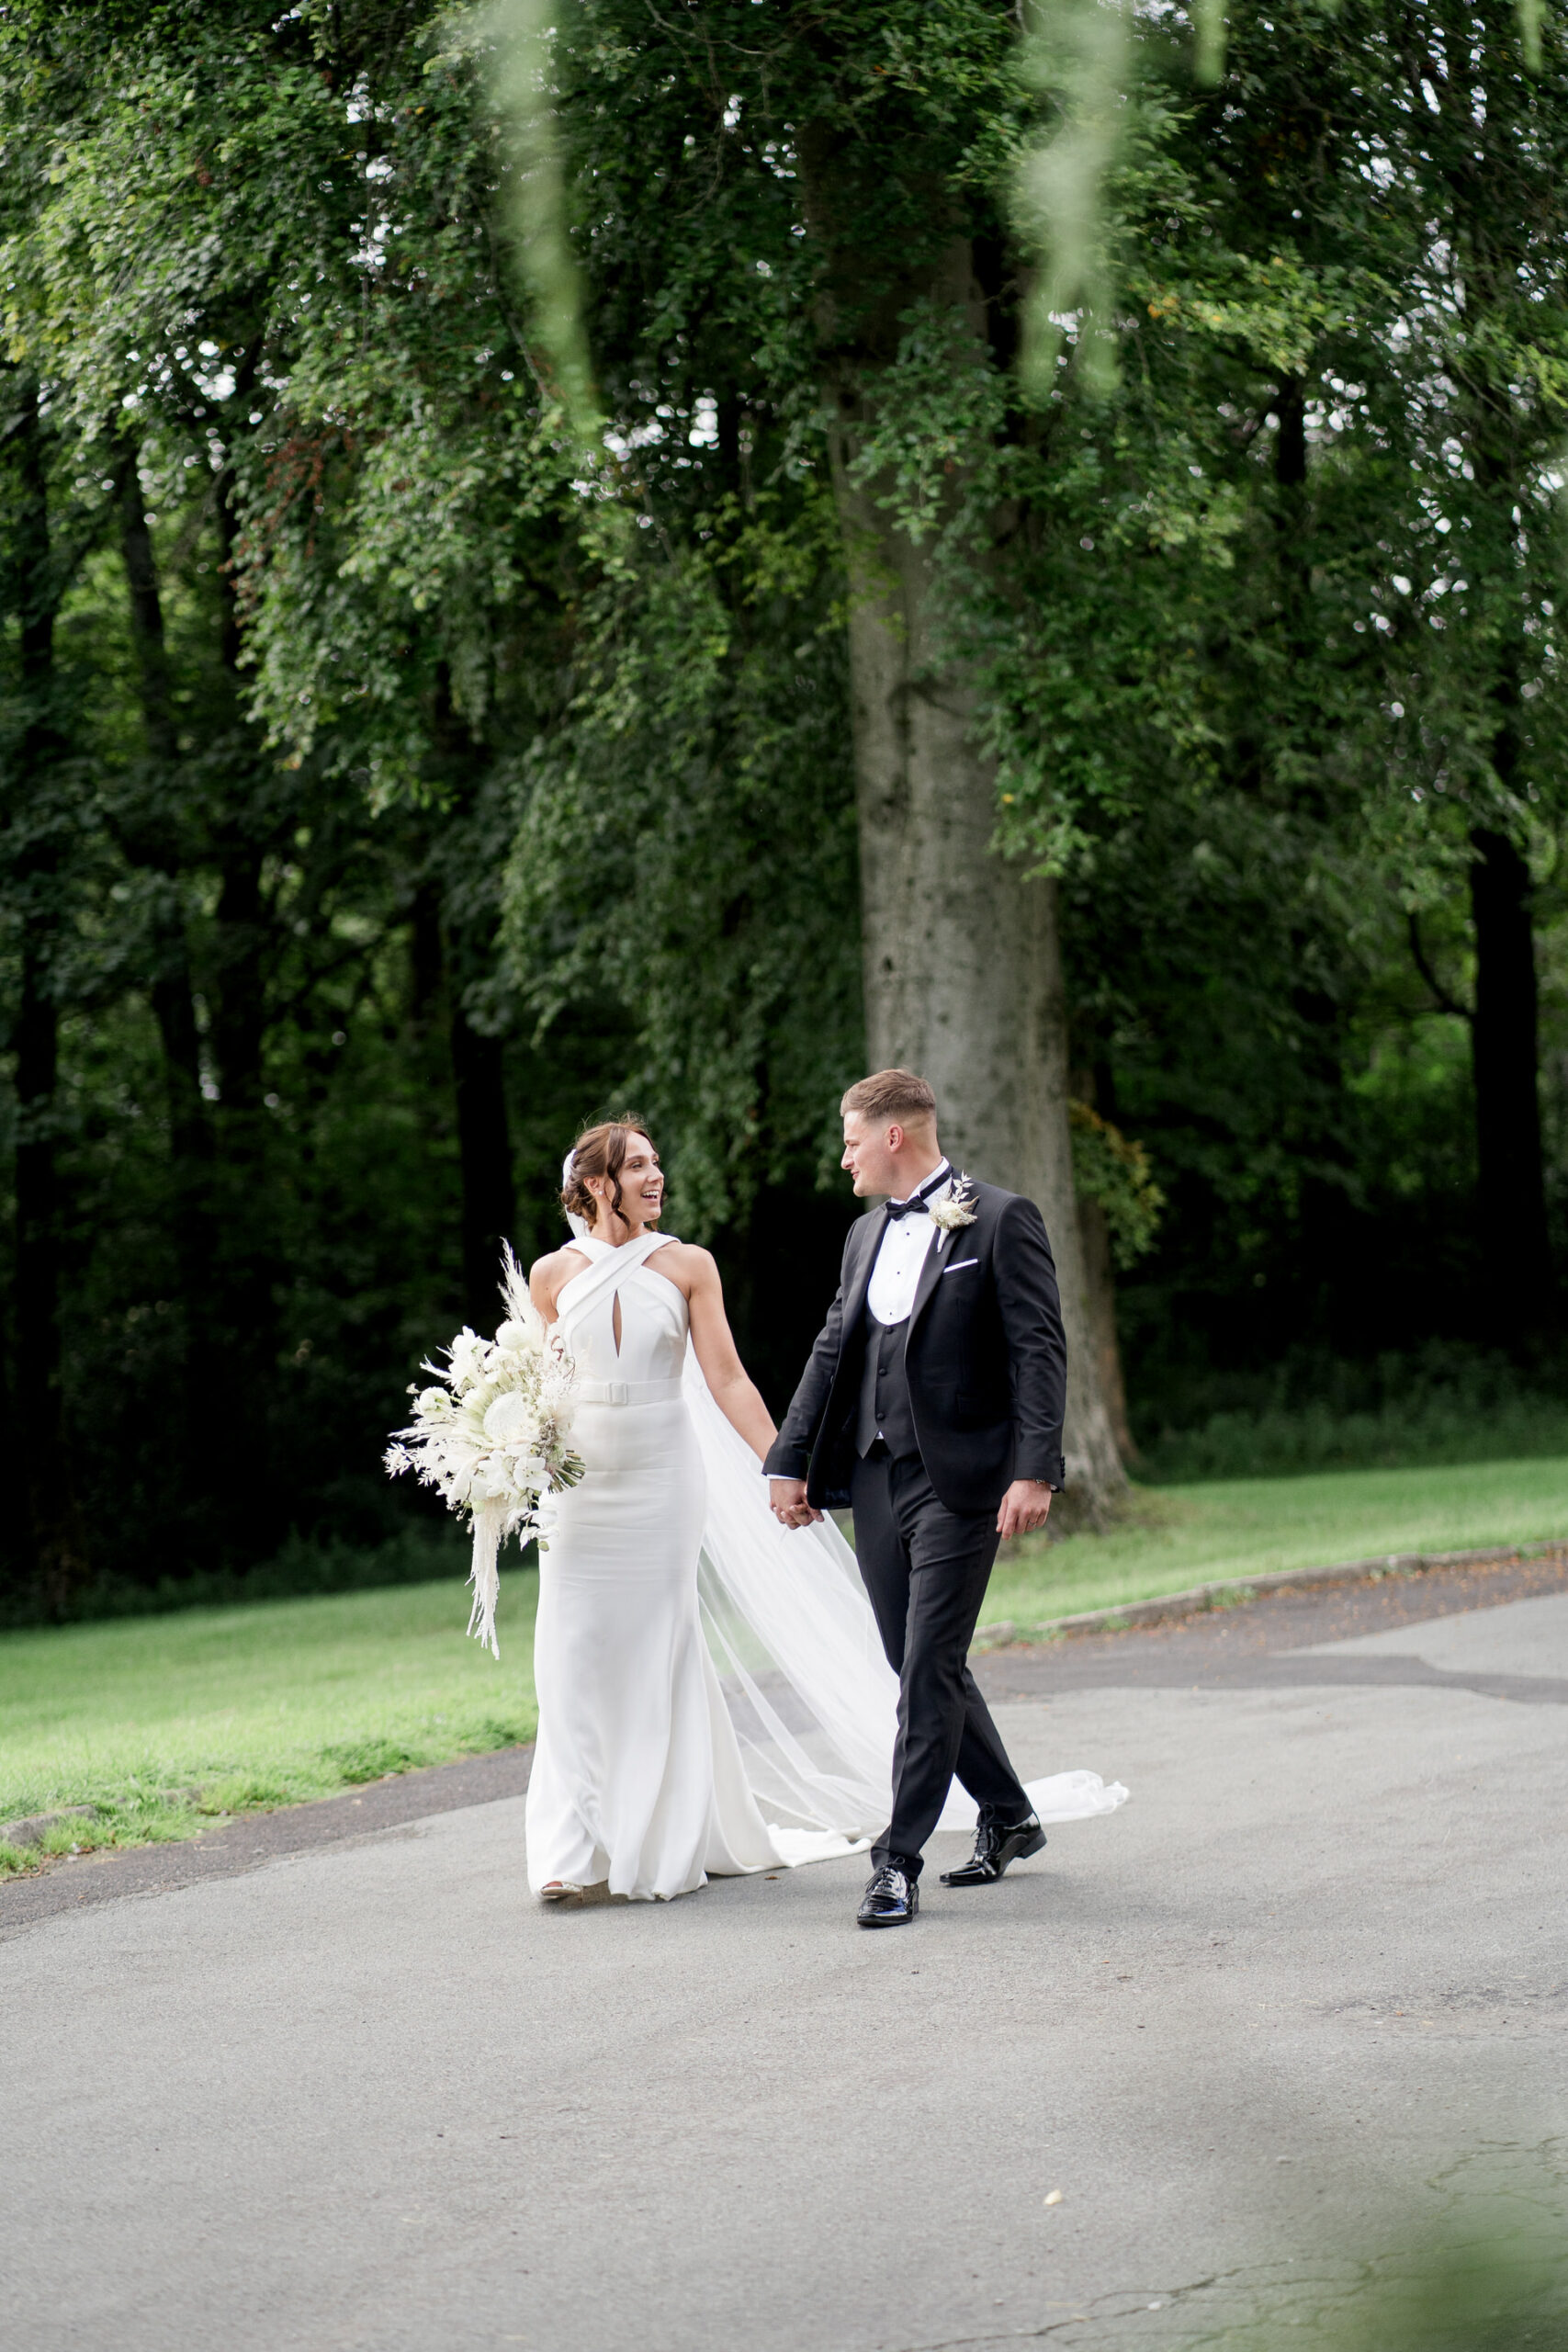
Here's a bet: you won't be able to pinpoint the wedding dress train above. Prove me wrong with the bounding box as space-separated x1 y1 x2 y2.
525 1230 1126 1903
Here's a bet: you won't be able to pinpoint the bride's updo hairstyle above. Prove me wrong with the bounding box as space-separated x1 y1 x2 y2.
562 1117 656 1233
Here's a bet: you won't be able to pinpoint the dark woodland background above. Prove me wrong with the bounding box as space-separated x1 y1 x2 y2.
4 0 1567 1620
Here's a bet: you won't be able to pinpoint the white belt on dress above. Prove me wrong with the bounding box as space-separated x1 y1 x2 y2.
575 1374 686 1406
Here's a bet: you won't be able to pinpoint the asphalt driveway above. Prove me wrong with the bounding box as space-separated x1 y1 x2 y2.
4 1557 1564 2351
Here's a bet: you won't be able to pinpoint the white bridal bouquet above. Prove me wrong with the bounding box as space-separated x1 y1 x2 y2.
384 1245 582 1658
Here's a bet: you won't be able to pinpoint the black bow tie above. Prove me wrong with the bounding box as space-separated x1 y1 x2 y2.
885 1195 930 1221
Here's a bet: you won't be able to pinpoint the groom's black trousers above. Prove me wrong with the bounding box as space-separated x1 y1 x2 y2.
851 1449 1031 1876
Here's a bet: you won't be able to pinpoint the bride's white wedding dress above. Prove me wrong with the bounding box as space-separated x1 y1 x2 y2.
526 1232 858 1898
525 1228 1126 1904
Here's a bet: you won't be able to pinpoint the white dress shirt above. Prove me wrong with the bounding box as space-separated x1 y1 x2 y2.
764 1162 954 1482
866 1161 952 1326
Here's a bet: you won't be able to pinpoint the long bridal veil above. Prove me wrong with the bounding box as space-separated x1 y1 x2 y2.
683 1344 894 1839
682 1344 1129 1842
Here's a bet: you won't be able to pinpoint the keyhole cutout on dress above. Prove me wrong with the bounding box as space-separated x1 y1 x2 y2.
612 1291 623 1357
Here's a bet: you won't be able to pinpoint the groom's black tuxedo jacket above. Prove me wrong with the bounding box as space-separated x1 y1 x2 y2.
763 1180 1067 1515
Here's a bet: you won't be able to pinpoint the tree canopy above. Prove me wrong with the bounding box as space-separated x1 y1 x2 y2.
2 0 1564 1612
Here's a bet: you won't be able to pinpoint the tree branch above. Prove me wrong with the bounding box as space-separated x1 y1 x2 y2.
1407 910 1472 1023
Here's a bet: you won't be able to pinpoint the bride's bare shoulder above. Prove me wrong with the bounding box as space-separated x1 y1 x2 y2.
652 1239 718 1291
530 1245 589 1308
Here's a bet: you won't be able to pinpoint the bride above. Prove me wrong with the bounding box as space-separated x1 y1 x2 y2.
526 1118 813 1902
525 1117 1124 1906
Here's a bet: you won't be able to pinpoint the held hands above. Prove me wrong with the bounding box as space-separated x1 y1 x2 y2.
997 1478 1054 1541
772 1474 1049 1535
770 1476 823 1531
775 1476 1053 1533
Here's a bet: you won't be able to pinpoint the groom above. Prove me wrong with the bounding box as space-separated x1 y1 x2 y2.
765 1069 1066 1928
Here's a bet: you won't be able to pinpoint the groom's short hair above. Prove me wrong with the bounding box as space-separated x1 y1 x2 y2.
840 1069 938 1128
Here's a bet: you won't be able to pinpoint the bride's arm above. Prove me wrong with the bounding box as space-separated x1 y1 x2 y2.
683 1249 778 1462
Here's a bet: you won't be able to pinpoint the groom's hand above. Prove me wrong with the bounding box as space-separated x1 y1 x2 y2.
997 1478 1054 1541
770 1477 822 1530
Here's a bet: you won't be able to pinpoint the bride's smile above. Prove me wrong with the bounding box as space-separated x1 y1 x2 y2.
588 1135 663 1236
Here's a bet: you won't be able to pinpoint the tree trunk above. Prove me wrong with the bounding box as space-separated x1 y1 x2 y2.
450 1000 515 1334
209 411 272 1130
1070 1056 1138 1468
795 131 1127 1513
202 420 279 1541
117 439 220 1504
210 849 268 1113
1431 37 1556 1340
1273 375 1310 679
422 660 516 1329
118 441 176 762
1077 1196 1137 1467
117 441 210 1170
410 878 444 1041
825 410 1127 1512
1469 822 1551 1335
10 378 87 1606
14 943 82 1610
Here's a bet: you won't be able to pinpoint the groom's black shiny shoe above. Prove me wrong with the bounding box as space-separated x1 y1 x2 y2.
857 1864 919 1928
940 1814 1046 1886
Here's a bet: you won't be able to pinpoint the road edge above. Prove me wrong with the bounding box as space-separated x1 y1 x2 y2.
972 1536 1568 1650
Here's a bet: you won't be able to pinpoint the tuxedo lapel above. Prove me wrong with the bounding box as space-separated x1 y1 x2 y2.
907 1217 955 1335
843 1206 889 1333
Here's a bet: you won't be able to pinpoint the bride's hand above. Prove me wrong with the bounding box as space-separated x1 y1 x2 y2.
770 1476 822 1530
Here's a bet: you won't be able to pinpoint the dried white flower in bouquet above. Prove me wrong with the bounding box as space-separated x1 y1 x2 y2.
385 1245 582 1657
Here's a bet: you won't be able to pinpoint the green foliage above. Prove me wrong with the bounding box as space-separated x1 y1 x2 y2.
0 0 873 1617
856 0 1568 1397
479 0 600 432
3 0 1568 1630
1134 1345 1568 1483
502 491 863 1235
0 1524 474 1633
1069 1100 1164 1268
1016 0 1136 396
0 0 545 1603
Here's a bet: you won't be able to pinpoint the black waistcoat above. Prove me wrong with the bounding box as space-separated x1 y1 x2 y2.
855 1310 920 1461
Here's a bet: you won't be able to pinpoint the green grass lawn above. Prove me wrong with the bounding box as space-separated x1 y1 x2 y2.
984 1453 1568 1628
4 1453 1565 1872
0 1570 539 1867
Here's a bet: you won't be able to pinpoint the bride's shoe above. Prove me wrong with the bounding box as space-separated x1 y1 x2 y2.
538 1881 584 1905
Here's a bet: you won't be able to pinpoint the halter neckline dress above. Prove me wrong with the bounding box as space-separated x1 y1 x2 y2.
526 1232 787 1900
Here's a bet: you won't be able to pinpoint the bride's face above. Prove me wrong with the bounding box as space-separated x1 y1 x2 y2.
589 1133 663 1232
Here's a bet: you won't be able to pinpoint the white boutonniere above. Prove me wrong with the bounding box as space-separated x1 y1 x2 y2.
929 1174 977 1233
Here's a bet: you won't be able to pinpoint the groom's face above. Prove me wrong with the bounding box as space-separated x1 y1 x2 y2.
840 1112 902 1199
